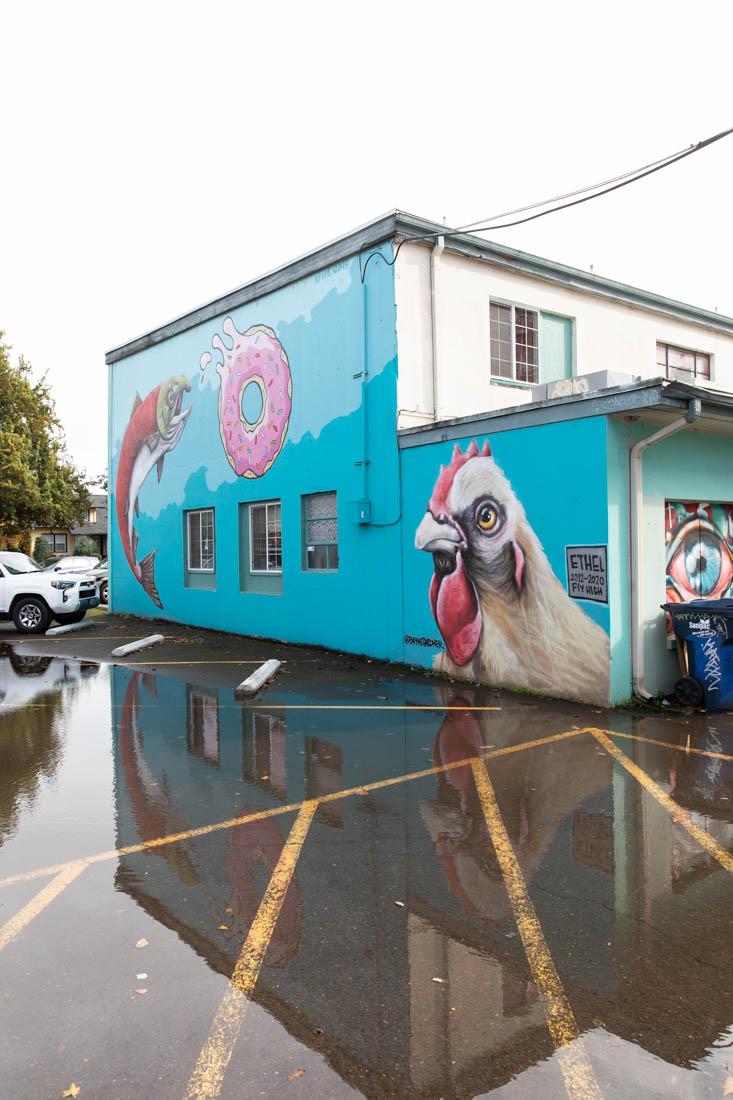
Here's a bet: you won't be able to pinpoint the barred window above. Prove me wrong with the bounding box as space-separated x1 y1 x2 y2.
187 509 215 572
657 342 710 383
250 501 282 573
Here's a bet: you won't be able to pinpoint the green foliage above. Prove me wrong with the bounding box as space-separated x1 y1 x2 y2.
0 333 90 549
73 535 99 557
33 536 51 565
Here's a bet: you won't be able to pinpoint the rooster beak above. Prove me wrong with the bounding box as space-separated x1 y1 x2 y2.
415 513 462 554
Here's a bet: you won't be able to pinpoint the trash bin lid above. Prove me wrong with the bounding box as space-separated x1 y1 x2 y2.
662 598 733 616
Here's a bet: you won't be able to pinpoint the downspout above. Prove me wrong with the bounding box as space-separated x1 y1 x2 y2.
429 236 445 421
630 397 701 699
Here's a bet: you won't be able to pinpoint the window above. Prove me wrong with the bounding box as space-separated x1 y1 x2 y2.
187 509 215 572
490 302 539 384
657 342 710 383
187 687 219 764
52 533 67 554
250 501 282 573
87 508 97 524
303 491 339 570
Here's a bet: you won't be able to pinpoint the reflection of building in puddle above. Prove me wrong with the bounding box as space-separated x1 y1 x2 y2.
242 711 287 800
187 685 220 765
305 736 344 828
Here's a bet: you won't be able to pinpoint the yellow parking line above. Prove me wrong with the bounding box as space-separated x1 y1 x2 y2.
592 731 733 873
470 760 603 1100
0 728 587 890
0 861 86 953
608 728 733 763
185 801 317 1100
120 660 286 666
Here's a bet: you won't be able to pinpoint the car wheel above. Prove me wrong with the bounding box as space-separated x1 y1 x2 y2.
100 581 108 605
54 610 86 626
12 597 51 634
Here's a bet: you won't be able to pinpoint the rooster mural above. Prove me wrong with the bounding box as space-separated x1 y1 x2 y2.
415 440 610 705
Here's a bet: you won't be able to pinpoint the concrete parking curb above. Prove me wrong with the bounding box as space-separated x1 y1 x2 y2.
46 620 96 637
111 634 165 658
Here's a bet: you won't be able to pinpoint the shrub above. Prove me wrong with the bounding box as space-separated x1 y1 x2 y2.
73 536 99 557
33 536 51 565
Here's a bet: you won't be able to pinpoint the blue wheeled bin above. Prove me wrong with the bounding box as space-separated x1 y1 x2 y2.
663 599 733 710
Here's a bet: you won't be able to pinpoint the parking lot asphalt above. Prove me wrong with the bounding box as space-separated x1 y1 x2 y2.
1 613 733 1098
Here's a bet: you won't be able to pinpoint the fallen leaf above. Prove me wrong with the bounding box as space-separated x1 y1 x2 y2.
135 938 149 949
289 1069 305 1081
62 1086 81 1099
431 977 445 984
218 924 228 931
394 900 405 908
725 1076 733 1096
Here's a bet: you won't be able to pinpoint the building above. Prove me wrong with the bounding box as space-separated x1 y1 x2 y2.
31 492 108 559
106 212 733 706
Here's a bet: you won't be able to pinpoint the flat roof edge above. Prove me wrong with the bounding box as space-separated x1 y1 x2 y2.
397 378 733 447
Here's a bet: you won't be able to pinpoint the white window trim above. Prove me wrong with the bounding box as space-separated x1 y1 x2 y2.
249 500 282 575
489 299 541 386
187 508 216 574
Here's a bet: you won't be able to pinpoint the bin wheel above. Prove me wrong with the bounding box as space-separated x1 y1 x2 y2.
674 676 704 708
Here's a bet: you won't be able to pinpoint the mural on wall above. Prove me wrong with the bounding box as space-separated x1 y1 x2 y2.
115 375 192 609
665 501 733 633
200 320 292 479
414 439 610 704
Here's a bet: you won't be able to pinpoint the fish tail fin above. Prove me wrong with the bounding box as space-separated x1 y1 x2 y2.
139 549 163 609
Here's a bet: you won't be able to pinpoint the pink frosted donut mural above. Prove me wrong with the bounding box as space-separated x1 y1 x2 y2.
202 319 292 478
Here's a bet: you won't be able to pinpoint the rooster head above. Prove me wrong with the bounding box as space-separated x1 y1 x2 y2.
415 439 526 666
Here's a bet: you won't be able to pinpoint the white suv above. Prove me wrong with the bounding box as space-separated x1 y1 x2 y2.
0 552 100 634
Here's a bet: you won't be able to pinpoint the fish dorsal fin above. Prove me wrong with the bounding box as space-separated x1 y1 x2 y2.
131 392 142 417
134 497 140 518
132 527 139 558
156 456 165 482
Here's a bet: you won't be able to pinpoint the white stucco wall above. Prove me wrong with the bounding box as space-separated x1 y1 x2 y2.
394 241 733 427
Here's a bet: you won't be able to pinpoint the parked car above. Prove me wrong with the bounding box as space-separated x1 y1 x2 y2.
44 555 100 574
87 559 108 604
0 552 100 634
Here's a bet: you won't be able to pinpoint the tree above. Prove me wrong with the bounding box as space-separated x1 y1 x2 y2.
73 536 99 557
33 536 51 565
0 333 89 550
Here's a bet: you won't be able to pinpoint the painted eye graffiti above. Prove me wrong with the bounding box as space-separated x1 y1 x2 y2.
667 522 733 600
476 501 499 532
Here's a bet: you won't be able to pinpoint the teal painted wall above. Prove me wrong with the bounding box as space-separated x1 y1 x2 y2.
606 419 733 701
109 248 404 661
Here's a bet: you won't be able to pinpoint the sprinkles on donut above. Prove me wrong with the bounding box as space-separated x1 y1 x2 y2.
207 319 293 479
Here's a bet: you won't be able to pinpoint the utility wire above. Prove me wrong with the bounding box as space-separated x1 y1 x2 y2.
360 123 733 282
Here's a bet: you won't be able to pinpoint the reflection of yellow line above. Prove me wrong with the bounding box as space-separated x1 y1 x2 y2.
610 729 733 763
470 760 603 1100
0 861 86 953
184 801 317 1100
593 731 733 873
247 704 500 711
0 729 587 889
120 660 286 666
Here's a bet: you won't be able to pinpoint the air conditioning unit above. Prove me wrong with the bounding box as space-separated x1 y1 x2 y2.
531 370 641 404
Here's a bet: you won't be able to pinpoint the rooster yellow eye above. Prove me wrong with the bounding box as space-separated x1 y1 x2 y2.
477 504 498 532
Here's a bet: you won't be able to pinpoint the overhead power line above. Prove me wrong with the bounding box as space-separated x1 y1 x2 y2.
359 123 733 282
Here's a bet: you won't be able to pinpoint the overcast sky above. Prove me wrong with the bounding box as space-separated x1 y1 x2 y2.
2 1 732 476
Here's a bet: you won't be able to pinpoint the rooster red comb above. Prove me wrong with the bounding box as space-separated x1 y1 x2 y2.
428 439 492 517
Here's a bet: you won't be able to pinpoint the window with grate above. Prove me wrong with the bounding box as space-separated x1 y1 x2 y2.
490 302 539 383
303 491 339 570
250 501 282 573
656 342 710 383
187 509 215 572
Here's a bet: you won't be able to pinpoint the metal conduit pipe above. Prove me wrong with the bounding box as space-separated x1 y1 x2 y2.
429 236 445 421
630 397 701 699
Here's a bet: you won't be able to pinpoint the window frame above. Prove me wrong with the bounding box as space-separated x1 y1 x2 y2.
88 508 97 525
249 500 282 575
186 508 216 574
656 341 711 384
302 491 339 572
490 299 541 385
52 533 68 554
